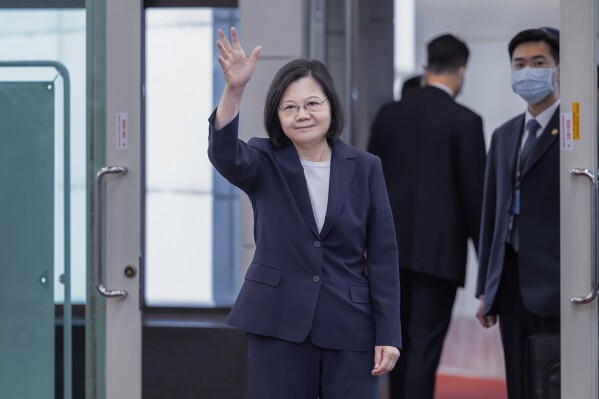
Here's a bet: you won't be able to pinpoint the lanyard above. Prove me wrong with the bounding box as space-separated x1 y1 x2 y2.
511 132 541 217
515 133 541 186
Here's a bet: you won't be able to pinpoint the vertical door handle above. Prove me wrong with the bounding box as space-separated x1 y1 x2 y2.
570 167 598 304
95 166 128 298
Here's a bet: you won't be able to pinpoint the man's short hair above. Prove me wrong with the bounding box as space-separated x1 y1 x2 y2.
508 28 560 65
426 34 469 74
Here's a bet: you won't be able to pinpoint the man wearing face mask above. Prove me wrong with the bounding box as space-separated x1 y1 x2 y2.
475 28 560 399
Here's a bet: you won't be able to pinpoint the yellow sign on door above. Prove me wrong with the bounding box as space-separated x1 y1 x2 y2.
572 102 580 140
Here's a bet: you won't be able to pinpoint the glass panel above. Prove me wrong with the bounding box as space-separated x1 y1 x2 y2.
0 9 87 304
0 76 56 398
0 65 68 397
144 8 238 307
0 8 86 399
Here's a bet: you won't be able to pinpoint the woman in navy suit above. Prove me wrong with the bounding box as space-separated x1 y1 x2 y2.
208 27 401 398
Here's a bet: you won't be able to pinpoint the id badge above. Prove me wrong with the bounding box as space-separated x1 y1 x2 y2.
511 189 520 215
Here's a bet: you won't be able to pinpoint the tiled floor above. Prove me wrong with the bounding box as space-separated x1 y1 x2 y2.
436 374 507 399
435 315 507 398
438 315 506 379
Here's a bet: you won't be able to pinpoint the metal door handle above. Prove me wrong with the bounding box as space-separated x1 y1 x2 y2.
95 166 128 298
570 167 597 304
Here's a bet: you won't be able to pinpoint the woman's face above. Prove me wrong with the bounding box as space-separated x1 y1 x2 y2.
277 76 331 149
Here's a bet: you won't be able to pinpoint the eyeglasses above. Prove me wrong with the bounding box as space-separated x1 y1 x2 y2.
277 98 328 116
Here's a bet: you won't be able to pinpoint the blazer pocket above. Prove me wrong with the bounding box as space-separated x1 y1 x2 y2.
349 284 370 304
244 262 282 287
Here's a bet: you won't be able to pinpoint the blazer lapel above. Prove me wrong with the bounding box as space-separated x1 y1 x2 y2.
506 115 524 185
274 144 320 237
319 139 356 238
521 108 560 176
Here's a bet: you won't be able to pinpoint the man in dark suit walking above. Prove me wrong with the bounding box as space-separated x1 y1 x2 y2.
475 28 560 399
368 34 486 399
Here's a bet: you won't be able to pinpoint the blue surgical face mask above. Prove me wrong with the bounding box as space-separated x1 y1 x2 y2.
511 67 556 105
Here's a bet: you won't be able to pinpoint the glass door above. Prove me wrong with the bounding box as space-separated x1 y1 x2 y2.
0 2 143 397
0 6 86 398
0 61 71 399
560 0 599 397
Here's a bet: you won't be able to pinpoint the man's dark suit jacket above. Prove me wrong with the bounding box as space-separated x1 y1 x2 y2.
368 86 486 286
476 108 560 317
208 112 402 352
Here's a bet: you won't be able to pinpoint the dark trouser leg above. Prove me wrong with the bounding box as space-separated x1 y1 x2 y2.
497 246 560 399
389 270 458 399
247 334 381 399
320 348 381 399
246 333 320 399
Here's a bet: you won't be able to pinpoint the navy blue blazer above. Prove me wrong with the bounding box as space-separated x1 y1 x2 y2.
476 108 560 317
208 112 401 351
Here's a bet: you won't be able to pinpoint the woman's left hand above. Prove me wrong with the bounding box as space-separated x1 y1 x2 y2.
371 345 400 376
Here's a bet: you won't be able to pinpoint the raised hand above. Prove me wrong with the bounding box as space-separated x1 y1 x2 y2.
214 27 262 129
216 27 262 90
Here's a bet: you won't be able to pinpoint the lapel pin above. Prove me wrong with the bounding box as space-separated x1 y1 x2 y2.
551 128 558 136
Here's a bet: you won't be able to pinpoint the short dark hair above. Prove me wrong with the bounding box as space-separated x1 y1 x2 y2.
426 34 469 73
264 59 344 148
508 28 560 65
401 74 423 98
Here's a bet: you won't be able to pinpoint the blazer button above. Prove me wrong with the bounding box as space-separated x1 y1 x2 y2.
314 241 322 248
313 276 321 283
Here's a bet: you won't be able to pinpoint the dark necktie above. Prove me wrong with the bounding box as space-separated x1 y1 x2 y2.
520 119 541 168
509 118 541 251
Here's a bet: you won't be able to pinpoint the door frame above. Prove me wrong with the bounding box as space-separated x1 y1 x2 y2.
87 0 142 397
560 0 598 397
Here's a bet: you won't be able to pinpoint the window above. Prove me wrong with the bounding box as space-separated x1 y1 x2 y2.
144 7 240 307
393 0 416 99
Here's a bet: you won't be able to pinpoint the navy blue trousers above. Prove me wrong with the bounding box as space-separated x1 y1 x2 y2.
246 333 380 399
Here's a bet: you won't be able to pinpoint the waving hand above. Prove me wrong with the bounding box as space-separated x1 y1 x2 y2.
214 27 262 129
216 27 261 89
